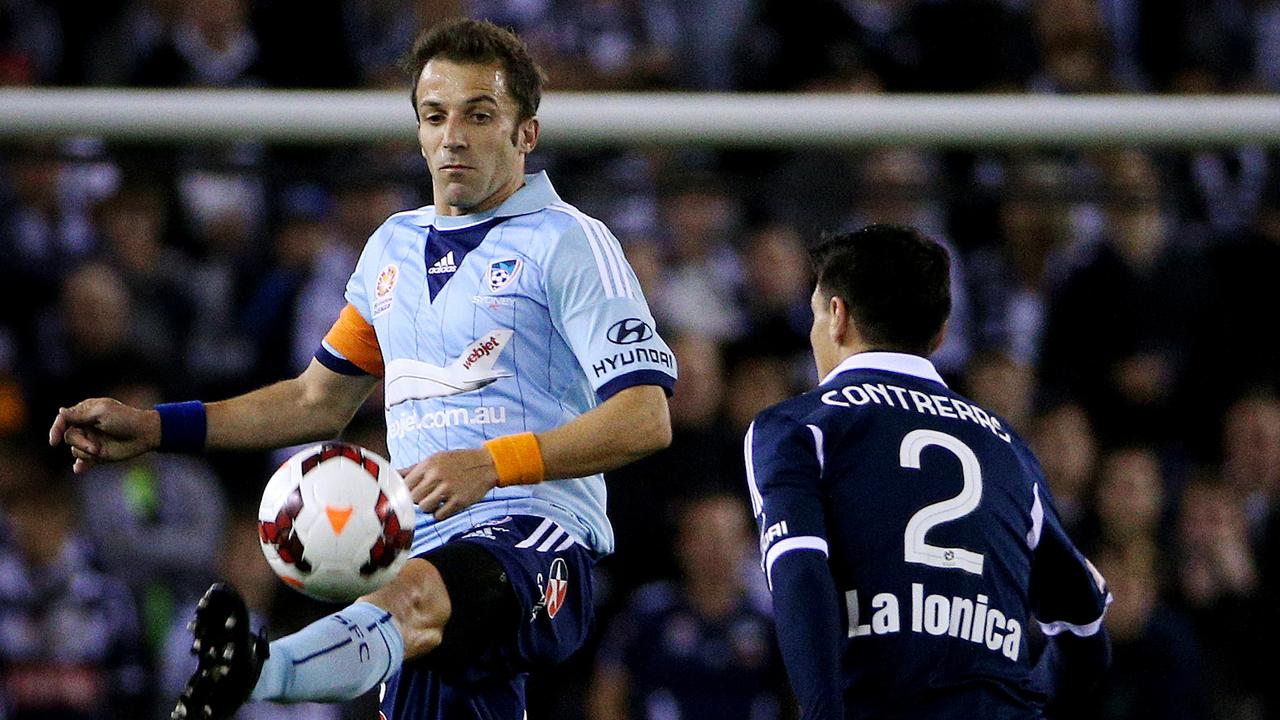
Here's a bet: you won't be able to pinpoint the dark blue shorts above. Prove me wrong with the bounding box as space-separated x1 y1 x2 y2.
378 515 596 720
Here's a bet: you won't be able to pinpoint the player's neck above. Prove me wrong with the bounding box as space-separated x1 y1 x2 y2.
819 341 873 381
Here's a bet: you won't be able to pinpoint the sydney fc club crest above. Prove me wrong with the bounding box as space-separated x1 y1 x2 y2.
487 258 522 293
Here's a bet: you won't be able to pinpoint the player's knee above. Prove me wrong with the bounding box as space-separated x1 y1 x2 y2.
360 558 451 660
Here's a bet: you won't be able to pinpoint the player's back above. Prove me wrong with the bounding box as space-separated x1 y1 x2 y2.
748 353 1105 719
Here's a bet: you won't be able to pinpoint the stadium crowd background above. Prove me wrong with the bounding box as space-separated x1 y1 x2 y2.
1 0 1279 718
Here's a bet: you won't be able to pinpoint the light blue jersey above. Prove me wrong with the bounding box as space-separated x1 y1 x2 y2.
316 172 676 557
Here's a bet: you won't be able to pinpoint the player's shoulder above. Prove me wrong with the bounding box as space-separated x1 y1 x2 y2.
357 206 434 254
541 197 605 230
751 386 836 437
538 200 620 255
762 375 873 423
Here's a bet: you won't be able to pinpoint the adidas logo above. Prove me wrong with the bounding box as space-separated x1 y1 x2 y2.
428 251 458 275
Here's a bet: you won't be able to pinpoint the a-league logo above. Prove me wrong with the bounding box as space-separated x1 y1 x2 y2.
376 264 398 297
374 263 399 317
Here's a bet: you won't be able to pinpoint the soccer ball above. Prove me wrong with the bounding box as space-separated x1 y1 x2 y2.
257 442 416 602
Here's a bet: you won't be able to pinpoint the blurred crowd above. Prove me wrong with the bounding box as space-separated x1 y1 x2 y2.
2 0 1280 719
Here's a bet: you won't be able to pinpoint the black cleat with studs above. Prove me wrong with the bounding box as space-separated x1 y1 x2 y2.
171 583 270 720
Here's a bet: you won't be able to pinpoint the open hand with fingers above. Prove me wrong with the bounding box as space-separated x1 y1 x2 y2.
48 398 161 473
402 448 500 521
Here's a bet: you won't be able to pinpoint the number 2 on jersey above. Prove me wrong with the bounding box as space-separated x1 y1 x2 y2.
900 429 985 575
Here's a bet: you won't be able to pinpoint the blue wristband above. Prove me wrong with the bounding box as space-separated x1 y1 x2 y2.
155 401 207 453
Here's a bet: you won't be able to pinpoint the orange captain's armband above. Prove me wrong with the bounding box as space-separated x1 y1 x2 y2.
484 432 545 487
324 304 384 377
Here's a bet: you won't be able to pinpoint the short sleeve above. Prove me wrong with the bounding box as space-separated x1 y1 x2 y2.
1029 490 1112 636
544 219 677 401
745 408 829 589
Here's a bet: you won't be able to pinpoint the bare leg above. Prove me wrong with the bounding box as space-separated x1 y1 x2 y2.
360 558 453 660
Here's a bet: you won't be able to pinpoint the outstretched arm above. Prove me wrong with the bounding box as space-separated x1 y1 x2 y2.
205 360 379 449
50 359 379 473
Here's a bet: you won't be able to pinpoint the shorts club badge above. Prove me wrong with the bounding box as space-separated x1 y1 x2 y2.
533 558 569 620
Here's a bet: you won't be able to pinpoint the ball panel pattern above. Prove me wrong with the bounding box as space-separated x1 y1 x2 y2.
258 487 311 573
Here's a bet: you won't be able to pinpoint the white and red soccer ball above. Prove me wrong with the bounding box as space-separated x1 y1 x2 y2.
258 442 415 602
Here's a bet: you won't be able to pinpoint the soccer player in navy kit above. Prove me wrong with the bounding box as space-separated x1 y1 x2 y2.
745 224 1111 719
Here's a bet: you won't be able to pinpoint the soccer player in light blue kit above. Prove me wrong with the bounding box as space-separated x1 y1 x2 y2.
49 19 676 720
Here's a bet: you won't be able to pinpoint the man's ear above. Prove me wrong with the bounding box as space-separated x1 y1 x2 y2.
518 117 540 154
828 295 849 346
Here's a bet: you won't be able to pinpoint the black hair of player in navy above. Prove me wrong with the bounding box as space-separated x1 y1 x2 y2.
809 223 951 356
403 18 546 126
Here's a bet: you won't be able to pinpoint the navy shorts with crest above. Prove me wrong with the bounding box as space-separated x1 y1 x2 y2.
378 515 596 720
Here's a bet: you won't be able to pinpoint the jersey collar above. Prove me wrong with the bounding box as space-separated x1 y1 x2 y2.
820 351 948 388
428 171 562 230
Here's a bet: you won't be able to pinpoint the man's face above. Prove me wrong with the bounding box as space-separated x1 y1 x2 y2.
809 286 840 381
414 59 536 216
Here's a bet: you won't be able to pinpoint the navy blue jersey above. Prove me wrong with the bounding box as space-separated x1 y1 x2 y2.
746 353 1110 719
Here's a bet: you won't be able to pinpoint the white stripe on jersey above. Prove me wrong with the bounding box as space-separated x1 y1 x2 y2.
549 203 630 299
548 203 615 298
765 535 830 589
515 518 555 548
590 215 632 298
807 424 825 474
554 534 576 552
1027 483 1044 549
744 422 763 516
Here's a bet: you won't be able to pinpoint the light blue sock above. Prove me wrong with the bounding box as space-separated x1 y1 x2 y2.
250 601 404 703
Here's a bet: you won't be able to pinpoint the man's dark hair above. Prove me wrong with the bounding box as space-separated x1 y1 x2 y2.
809 223 951 355
403 18 546 124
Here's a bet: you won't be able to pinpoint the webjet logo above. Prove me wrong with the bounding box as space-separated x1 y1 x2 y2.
383 329 514 407
388 405 508 440
462 335 502 371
